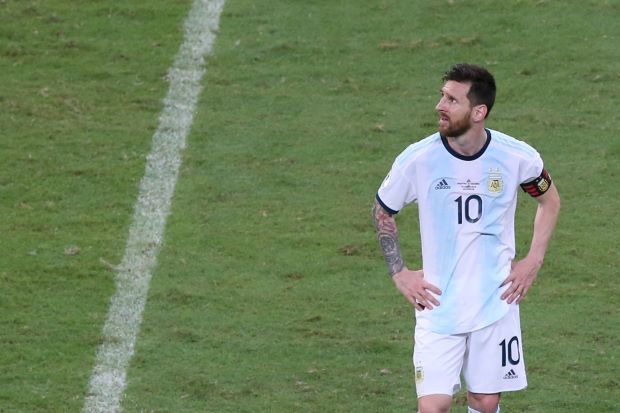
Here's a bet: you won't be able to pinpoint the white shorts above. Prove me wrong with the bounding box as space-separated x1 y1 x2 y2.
413 305 527 397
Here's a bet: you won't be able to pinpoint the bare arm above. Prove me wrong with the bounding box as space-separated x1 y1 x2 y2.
372 198 405 276
372 198 441 310
501 183 561 304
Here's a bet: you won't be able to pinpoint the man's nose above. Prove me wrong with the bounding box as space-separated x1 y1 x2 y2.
435 99 445 112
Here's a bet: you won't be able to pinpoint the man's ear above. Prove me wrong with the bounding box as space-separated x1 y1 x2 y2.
472 104 488 122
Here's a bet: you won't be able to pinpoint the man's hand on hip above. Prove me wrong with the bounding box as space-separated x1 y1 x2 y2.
393 268 442 311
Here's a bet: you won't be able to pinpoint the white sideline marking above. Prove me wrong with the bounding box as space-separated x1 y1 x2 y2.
83 1 225 412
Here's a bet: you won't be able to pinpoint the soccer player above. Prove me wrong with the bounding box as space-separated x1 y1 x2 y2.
372 63 560 413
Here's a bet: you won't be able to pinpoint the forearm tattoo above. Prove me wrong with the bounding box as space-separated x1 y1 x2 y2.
372 200 405 276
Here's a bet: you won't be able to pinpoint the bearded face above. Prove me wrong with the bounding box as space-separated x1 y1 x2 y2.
437 107 473 138
435 81 476 138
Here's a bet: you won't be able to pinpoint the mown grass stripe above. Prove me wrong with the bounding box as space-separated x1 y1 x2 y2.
83 1 225 412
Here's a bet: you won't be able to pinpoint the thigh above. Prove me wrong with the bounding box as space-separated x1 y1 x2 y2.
413 325 466 397
463 305 528 393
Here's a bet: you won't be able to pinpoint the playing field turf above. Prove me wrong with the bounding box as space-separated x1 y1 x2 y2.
1 1 618 412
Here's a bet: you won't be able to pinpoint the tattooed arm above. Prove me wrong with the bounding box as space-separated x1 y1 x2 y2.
372 198 405 276
372 198 442 310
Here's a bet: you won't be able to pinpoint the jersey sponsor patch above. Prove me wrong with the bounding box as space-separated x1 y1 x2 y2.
520 169 552 197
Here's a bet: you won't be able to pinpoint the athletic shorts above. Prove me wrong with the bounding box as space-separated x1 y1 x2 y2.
413 305 527 397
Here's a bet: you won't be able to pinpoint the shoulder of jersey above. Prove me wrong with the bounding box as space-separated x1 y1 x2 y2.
487 129 539 159
395 133 442 167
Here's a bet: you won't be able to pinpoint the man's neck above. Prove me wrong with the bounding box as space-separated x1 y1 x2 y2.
446 126 488 157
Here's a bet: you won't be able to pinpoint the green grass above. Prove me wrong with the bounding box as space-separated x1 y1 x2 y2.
1 0 619 412
0 1 191 411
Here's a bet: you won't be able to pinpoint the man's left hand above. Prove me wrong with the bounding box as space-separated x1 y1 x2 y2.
500 256 543 304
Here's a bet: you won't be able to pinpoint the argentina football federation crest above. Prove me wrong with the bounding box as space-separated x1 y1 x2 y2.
488 168 503 195
415 366 424 384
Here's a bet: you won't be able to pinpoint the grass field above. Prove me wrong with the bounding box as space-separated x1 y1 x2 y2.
1 0 619 412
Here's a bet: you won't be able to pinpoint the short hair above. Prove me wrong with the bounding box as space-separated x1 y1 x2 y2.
443 63 496 118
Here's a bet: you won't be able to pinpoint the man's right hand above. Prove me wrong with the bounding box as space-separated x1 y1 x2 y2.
393 268 442 311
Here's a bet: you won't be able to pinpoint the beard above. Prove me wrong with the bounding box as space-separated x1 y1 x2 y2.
438 111 472 138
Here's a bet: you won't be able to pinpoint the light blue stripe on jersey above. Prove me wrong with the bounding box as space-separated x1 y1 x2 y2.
413 139 461 333
488 129 538 158
395 133 440 167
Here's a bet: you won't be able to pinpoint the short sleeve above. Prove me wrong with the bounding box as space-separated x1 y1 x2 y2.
519 150 544 184
376 161 417 214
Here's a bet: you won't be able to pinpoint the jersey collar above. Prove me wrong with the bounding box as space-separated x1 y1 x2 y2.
440 129 492 161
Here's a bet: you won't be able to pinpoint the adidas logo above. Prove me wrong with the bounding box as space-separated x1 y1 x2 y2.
435 179 450 190
503 369 518 380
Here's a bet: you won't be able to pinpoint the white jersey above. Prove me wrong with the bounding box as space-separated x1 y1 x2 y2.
377 129 544 334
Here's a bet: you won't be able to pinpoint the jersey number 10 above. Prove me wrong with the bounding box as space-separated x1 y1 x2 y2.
454 195 482 224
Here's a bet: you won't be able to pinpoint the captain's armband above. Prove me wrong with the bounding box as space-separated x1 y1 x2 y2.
520 169 552 197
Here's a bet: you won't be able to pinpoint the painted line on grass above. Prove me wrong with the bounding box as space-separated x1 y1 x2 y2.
83 1 225 412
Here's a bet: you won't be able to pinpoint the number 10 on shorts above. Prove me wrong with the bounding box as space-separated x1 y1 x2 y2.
499 336 521 367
